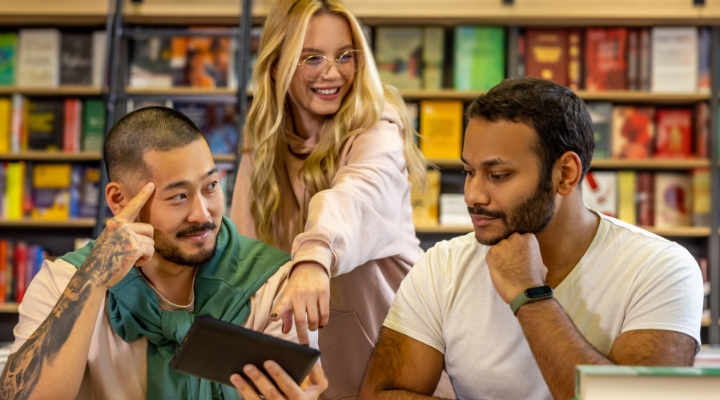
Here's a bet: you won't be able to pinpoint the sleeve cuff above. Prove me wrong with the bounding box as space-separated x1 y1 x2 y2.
291 240 335 277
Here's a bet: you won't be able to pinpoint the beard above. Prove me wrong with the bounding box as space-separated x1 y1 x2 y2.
468 173 556 246
153 220 219 267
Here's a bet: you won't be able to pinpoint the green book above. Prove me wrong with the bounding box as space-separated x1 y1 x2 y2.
454 26 505 91
575 365 720 400
82 99 106 152
0 33 17 86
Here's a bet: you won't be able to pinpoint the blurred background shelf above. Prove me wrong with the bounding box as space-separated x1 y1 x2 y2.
0 219 97 228
0 86 102 96
426 158 711 170
415 224 712 238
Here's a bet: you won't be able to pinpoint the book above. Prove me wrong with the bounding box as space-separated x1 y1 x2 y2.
454 26 505 90
654 108 692 158
17 29 60 87
14 242 26 303
419 100 463 160
575 365 720 400
654 172 691 228
698 27 711 93
525 29 568 86
439 193 469 225
60 33 93 86
32 163 72 220
92 31 106 88
586 102 612 159
0 240 6 302
82 99 106 152
692 168 709 227
74 165 100 218
582 171 617 218
5 162 24 219
26 99 64 151
695 102 709 158
171 29 232 88
410 169 440 226
517 31 526 78
651 27 698 93
174 102 238 154
63 98 82 152
617 171 636 225
0 33 17 86
375 27 423 90
637 172 654 226
639 28 651 91
627 29 639 91
0 98 10 153
611 106 655 159
584 28 628 91
129 36 173 88
10 94 24 152
567 29 582 90
422 27 445 90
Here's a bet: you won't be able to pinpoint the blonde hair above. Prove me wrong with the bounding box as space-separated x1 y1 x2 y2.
245 0 427 245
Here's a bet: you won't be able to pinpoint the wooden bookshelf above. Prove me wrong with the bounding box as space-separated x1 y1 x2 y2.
0 86 102 96
415 224 712 237
0 152 102 161
0 218 97 228
0 303 19 313
427 158 711 170
125 87 239 96
399 89 710 103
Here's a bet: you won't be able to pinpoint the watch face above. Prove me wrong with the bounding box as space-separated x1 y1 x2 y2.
526 286 553 298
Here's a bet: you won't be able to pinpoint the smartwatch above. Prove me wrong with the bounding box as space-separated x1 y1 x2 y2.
510 285 554 316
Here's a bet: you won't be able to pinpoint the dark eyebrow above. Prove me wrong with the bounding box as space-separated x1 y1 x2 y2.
460 156 515 168
161 168 219 192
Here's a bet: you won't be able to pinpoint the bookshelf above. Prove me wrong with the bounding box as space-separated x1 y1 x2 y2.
0 303 18 313
415 224 713 238
0 86 102 96
400 89 712 103
0 219 97 228
0 152 237 163
427 158 712 170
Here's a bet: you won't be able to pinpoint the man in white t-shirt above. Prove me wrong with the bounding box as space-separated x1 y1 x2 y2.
360 77 703 400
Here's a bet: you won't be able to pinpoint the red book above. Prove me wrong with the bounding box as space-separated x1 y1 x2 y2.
526 29 568 86
654 109 693 158
584 28 628 91
568 29 582 90
637 172 654 226
627 29 639 90
14 242 27 303
612 106 656 159
63 99 81 152
0 241 6 303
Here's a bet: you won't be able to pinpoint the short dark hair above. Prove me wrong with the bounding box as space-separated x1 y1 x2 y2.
465 77 595 182
104 106 204 184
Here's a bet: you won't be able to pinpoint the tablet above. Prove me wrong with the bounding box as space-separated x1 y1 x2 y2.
169 315 321 389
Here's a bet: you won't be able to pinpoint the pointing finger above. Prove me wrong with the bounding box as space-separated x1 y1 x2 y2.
117 182 155 222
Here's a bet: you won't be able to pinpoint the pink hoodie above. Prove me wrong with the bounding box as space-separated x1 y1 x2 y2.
231 103 423 399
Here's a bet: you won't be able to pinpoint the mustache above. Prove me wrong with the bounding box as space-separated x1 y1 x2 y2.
467 206 506 219
176 221 218 237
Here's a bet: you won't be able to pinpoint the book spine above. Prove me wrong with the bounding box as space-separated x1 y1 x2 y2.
617 171 637 225
568 29 581 90
627 29 639 91
0 98 10 153
637 171 654 226
10 94 23 153
0 240 6 303
639 28 651 91
14 241 26 304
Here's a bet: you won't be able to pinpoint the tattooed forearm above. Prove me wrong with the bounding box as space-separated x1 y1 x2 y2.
0 223 137 400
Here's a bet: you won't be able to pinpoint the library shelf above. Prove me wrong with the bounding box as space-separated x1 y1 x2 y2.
124 87 239 96
0 86 102 96
415 224 712 238
427 159 711 170
0 303 18 313
399 90 710 103
0 152 102 162
0 219 96 228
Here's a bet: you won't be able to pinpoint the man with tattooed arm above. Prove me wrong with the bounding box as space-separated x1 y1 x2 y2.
0 107 327 400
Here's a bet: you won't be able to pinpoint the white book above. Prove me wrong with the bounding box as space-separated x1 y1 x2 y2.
582 171 617 219
92 31 107 88
10 94 23 153
17 29 60 87
439 193 470 226
651 27 698 93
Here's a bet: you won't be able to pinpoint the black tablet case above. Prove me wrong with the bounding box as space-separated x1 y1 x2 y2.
169 315 321 388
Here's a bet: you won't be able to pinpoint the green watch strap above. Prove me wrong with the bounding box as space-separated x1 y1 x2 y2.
510 286 554 316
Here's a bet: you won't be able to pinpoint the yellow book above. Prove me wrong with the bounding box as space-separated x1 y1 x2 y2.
5 162 24 220
32 163 72 220
692 168 710 227
420 100 463 161
0 98 10 153
617 171 636 225
410 169 441 227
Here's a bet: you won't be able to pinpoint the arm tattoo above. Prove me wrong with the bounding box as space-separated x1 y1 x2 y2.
0 222 136 400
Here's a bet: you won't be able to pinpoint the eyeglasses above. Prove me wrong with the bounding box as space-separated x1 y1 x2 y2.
297 50 364 81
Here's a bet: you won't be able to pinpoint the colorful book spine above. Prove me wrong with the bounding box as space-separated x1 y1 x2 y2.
617 171 637 225
419 100 463 160
0 98 10 153
567 29 582 90
454 26 505 90
692 168 710 227
0 33 17 86
526 29 568 86
654 108 692 158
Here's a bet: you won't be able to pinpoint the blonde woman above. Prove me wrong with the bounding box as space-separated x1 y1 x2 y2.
231 0 448 398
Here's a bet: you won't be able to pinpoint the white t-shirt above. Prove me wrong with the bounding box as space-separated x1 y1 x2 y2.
384 213 703 400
